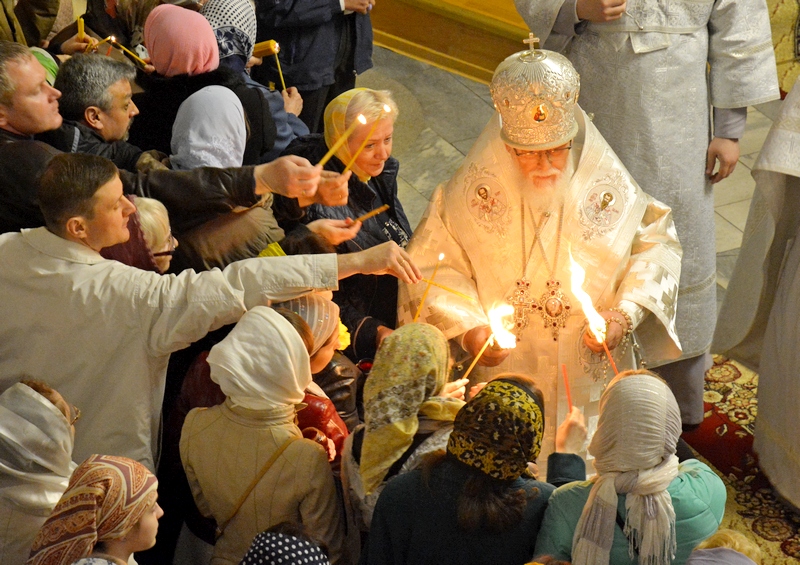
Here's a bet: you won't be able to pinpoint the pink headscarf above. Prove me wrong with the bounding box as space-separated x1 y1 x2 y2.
144 4 219 77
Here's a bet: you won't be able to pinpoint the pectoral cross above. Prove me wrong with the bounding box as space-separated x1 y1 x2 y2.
523 32 540 55
509 277 538 333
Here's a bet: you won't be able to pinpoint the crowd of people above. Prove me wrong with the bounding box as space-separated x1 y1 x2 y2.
0 0 785 561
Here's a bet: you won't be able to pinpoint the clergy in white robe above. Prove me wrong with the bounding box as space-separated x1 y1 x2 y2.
514 0 779 425
713 82 799 508
398 48 682 474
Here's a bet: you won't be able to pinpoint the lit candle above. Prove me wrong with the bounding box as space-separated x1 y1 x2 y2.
77 16 84 41
355 204 389 223
94 35 114 48
419 279 476 302
462 304 516 381
413 253 444 322
569 248 619 375
343 104 392 174
252 39 279 58
562 363 573 411
274 52 286 91
112 40 148 68
317 114 366 167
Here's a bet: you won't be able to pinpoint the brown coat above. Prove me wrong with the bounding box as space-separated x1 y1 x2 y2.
181 400 345 565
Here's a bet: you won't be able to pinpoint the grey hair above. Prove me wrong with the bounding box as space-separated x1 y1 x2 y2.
0 42 35 107
344 89 399 129
54 54 136 121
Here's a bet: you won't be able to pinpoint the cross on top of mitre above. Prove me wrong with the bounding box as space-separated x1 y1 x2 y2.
523 32 540 54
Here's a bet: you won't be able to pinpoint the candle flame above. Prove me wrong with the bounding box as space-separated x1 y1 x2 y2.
438 253 444 261
568 248 606 342
357 114 367 125
383 104 392 113
488 304 517 349
110 35 116 42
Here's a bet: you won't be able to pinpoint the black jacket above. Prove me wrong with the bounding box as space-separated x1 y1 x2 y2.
130 66 277 164
0 128 260 236
37 120 144 172
252 0 372 91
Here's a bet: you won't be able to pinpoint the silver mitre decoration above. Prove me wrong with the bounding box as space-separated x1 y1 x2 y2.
490 34 580 150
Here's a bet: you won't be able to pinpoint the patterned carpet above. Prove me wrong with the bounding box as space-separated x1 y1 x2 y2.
769 0 800 95
682 355 800 563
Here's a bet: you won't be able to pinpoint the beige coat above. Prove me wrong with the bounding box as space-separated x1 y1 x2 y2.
181 400 345 565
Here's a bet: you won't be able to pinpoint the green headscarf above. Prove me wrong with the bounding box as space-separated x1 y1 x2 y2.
360 323 464 494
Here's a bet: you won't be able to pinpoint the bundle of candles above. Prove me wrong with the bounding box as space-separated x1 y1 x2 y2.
252 40 286 91
85 35 148 68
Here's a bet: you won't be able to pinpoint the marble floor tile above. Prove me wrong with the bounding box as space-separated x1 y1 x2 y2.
738 108 774 156
716 199 753 231
396 176 431 230
453 137 478 156
716 248 741 290
396 127 465 200
738 151 759 170
715 213 744 252
713 163 756 207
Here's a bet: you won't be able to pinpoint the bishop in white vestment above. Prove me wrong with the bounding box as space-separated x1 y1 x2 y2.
398 48 682 473
514 0 780 425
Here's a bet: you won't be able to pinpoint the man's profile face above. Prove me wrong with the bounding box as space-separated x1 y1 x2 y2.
95 79 139 142
0 56 62 136
81 175 136 251
507 141 572 190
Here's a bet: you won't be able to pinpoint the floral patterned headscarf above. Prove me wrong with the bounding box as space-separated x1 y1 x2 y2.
447 379 545 481
360 323 464 494
28 455 158 565
201 0 257 61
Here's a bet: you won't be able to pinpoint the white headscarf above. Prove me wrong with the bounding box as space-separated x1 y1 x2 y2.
273 295 340 356
170 85 246 170
207 306 312 410
572 371 682 565
0 383 76 515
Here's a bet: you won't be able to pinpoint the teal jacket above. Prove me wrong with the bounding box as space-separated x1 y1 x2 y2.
534 459 726 564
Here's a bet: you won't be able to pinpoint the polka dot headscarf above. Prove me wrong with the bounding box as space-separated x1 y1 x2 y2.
239 531 330 565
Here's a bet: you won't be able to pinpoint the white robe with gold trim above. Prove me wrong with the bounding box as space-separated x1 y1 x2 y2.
398 110 682 473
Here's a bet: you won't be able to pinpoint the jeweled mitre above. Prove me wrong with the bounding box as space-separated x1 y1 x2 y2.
490 48 580 150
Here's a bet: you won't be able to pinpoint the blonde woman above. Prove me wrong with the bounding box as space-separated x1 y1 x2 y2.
284 88 411 362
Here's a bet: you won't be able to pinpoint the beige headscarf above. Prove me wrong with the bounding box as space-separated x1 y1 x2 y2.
207 306 312 410
572 370 682 565
273 295 340 356
360 323 464 494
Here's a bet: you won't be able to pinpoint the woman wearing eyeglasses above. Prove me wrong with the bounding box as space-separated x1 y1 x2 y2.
101 195 177 274
0 380 80 565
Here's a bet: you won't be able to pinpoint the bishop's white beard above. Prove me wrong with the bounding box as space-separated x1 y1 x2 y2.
512 158 575 213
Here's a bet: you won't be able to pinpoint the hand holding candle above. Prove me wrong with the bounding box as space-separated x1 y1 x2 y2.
569 248 619 375
461 305 516 379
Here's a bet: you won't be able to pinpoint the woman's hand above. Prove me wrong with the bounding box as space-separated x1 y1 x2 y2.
61 33 97 55
306 219 361 245
439 377 470 401
555 406 587 453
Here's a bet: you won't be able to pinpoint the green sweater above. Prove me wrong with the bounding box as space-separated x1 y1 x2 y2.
534 459 726 564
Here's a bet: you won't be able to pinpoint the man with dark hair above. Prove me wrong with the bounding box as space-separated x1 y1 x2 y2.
0 152 420 470
36 54 154 172
0 41 348 238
